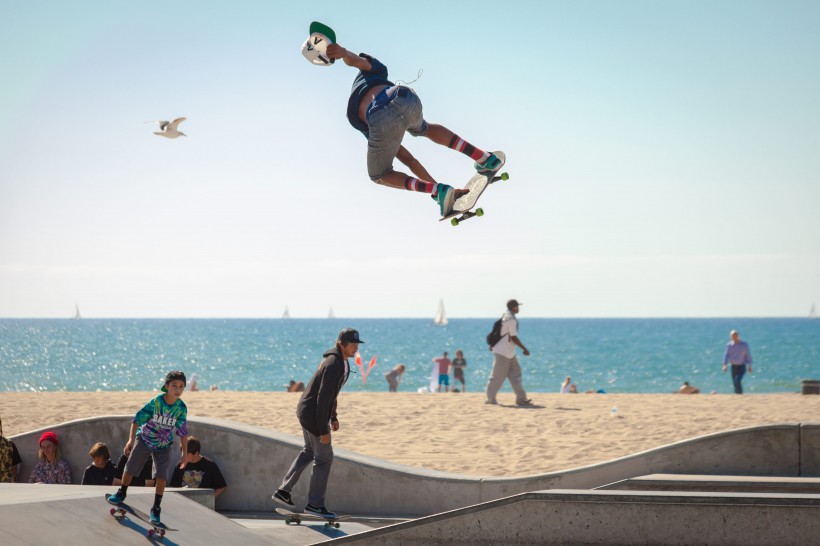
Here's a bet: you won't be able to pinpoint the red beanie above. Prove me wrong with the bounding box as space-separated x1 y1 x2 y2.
39 431 59 447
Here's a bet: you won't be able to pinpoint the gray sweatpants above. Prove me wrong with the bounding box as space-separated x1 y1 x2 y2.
485 353 528 404
279 427 334 507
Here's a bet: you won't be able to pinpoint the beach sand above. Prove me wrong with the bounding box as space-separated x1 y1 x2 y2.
2 391 819 477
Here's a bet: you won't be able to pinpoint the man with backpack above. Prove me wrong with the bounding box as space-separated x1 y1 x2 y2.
486 299 532 406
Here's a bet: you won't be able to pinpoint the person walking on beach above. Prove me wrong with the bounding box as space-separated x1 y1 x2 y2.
272 328 361 518
452 350 467 392
325 41 504 217
486 299 532 406
107 371 189 526
723 330 752 394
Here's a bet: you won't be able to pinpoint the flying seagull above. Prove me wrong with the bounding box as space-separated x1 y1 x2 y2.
152 117 187 138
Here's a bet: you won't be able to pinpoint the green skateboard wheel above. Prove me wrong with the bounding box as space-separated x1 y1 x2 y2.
451 218 459 226
476 208 484 217
500 172 509 180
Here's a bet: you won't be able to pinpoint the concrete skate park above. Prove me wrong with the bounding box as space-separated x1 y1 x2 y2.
3 416 820 545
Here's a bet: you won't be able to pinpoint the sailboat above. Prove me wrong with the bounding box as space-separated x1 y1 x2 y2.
72 304 81 320
811 303 817 320
433 299 448 326
282 306 290 319
328 306 336 319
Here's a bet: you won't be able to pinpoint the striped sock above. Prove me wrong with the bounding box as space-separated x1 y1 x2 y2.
448 135 489 162
404 176 438 195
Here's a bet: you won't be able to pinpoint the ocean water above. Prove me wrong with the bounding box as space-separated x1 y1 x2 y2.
0 318 818 394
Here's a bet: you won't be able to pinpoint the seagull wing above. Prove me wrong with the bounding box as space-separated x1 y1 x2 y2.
157 121 170 130
168 117 187 130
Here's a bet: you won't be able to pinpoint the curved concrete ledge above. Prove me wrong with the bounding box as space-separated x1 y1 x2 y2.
11 417 820 516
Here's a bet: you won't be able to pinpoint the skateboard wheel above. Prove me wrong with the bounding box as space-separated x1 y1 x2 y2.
285 519 292 525
476 208 484 217
148 529 155 538
160 530 166 537
110 508 116 516
450 218 459 226
500 172 509 180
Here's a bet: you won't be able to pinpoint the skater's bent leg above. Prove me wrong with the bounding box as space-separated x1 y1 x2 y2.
424 123 456 146
426 123 491 163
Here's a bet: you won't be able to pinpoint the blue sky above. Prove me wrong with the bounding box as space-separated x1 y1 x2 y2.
1 1 818 318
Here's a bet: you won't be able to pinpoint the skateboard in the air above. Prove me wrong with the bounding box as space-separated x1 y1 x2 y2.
275 507 348 528
440 150 509 226
106 495 177 539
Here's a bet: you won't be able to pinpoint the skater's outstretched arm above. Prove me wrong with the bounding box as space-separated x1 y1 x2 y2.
327 43 371 71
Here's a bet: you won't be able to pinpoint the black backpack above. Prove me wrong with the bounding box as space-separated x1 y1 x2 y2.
486 317 504 348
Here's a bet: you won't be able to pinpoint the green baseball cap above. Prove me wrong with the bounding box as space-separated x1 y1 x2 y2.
309 21 336 43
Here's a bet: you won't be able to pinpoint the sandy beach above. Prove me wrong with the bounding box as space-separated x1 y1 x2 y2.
2 391 819 477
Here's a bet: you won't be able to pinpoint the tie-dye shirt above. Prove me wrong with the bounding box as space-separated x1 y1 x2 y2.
133 394 188 451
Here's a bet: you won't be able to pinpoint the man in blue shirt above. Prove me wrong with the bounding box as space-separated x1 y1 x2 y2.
326 42 503 217
723 330 752 394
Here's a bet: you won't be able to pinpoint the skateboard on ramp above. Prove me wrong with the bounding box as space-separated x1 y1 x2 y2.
440 150 509 226
106 495 177 539
275 507 348 529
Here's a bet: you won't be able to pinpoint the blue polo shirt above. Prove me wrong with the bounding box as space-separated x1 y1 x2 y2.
346 53 393 138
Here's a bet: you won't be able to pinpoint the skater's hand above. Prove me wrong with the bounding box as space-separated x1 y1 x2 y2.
722 364 727 373
522 348 530 356
320 433 331 445
179 452 188 470
124 440 134 456
326 43 347 60
330 419 340 432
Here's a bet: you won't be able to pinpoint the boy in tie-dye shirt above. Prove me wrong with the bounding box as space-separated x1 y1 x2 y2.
107 371 189 525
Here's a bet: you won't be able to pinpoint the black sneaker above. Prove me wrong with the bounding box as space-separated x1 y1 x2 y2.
305 504 337 519
272 489 294 507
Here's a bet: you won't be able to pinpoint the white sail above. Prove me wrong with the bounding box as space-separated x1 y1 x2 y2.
328 306 336 319
282 306 290 319
433 299 447 326
73 304 81 320
811 303 817 320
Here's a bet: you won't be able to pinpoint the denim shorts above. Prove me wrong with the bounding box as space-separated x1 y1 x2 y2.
365 86 428 181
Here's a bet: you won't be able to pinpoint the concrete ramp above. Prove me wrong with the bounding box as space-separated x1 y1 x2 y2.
598 473 820 493
0 484 269 546
319 489 820 546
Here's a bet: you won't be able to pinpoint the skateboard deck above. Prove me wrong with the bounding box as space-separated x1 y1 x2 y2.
275 507 348 528
441 151 509 226
105 495 177 538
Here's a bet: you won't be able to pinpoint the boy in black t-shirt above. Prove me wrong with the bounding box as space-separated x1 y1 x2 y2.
170 436 227 499
82 442 117 485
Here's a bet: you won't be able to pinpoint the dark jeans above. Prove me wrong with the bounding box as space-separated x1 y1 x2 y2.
731 364 746 394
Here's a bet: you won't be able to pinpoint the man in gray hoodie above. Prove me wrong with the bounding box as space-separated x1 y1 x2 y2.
272 328 362 518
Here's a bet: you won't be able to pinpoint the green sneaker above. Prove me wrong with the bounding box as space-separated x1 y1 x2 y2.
107 491 126 504
474 152 504 174
434 185 457 216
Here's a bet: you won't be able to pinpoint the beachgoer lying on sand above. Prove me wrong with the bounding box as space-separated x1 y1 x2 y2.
677 381 701 394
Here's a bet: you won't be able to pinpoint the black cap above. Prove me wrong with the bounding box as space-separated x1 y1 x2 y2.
338 328 364 344
161 370 187 392
507 299 523 310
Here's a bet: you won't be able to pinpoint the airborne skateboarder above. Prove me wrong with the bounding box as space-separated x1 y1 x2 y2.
325 41 504 217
